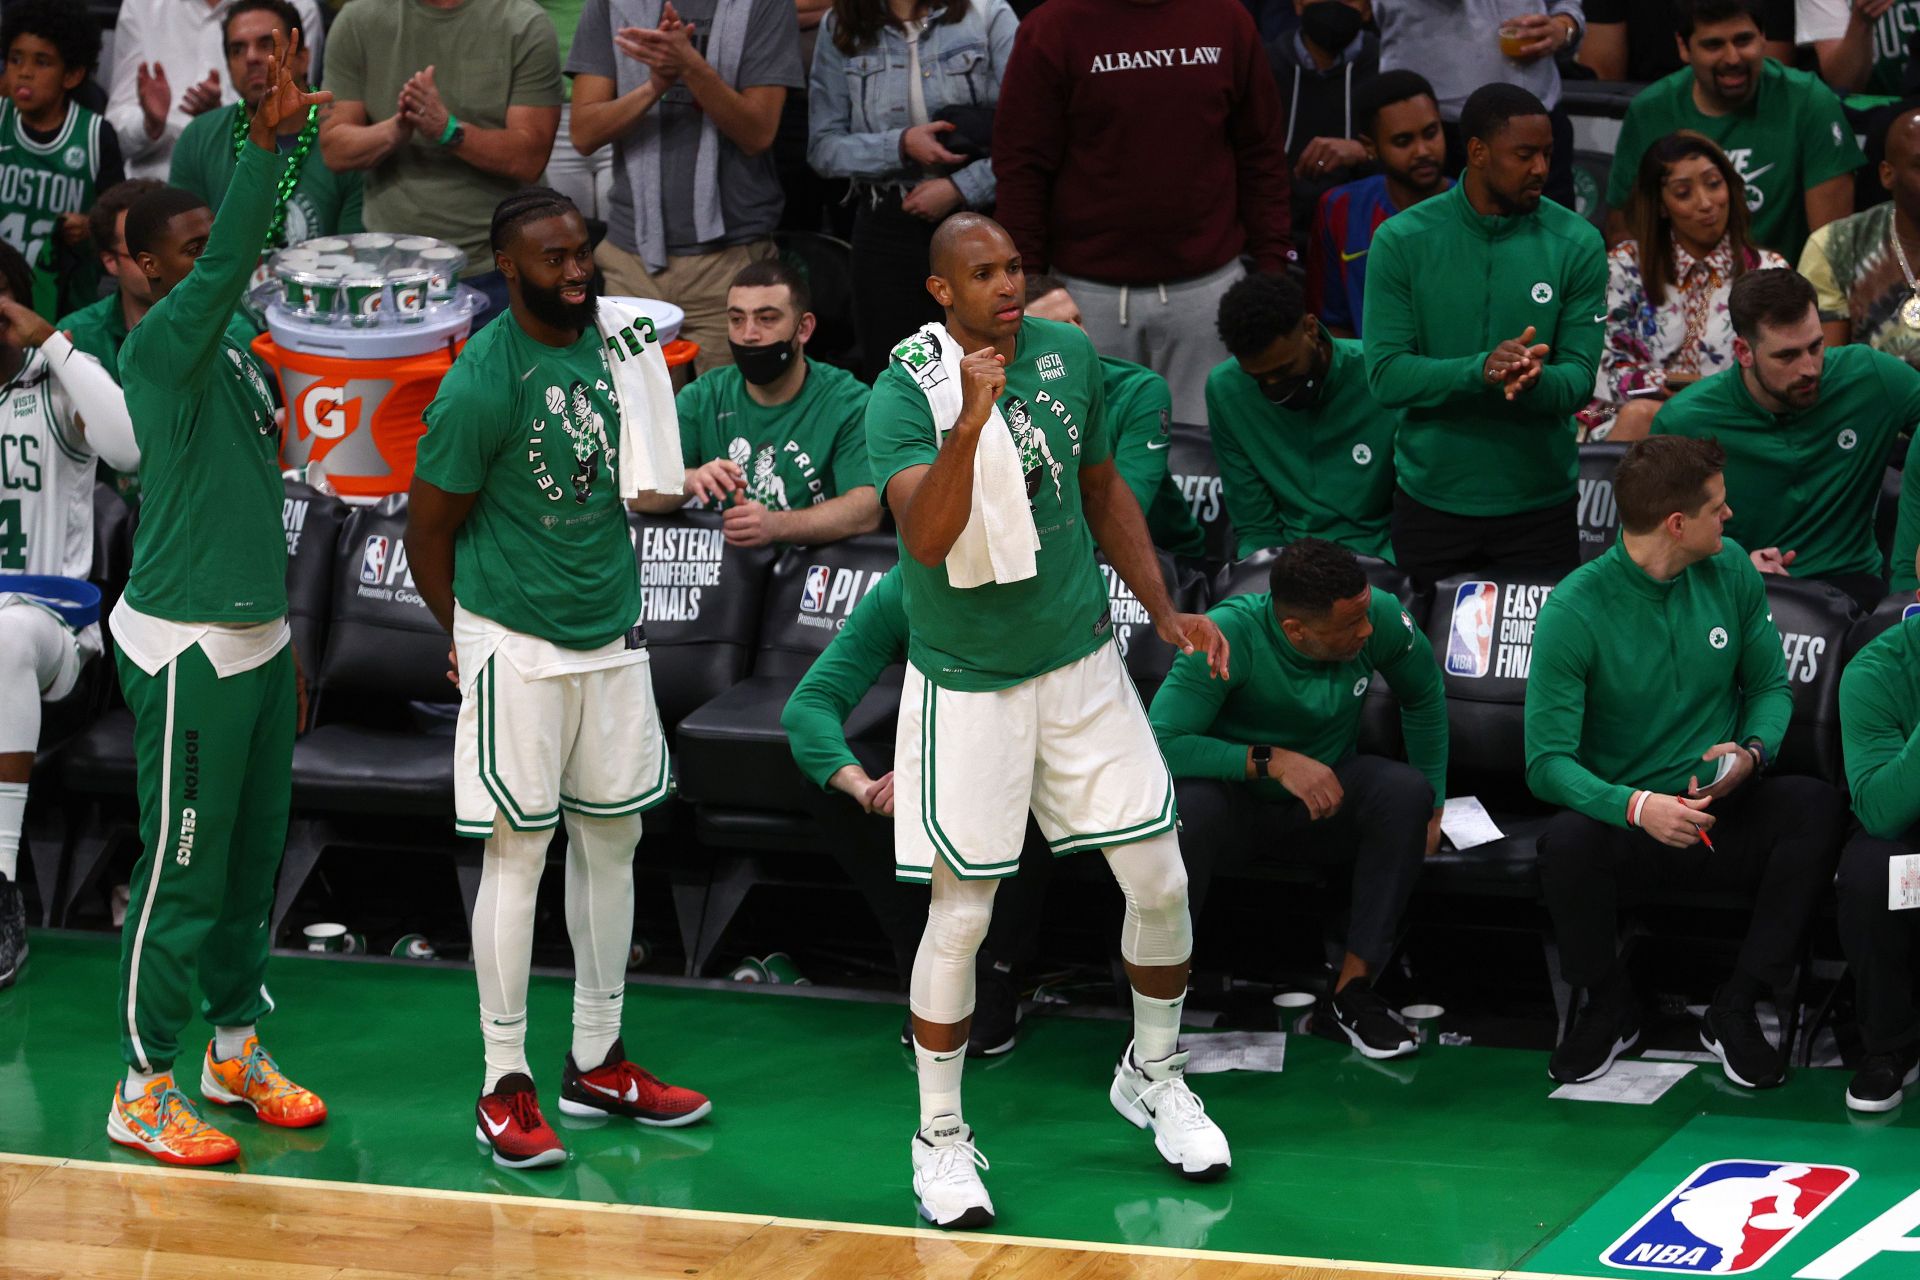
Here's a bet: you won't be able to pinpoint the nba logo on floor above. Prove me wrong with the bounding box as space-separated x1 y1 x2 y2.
359 536 389 585
1445 582 1499 678
1601 1160 1856 1274
800 565 831 613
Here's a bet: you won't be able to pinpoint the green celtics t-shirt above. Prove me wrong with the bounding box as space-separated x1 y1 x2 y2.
866 316 1116 691
171 104 364 246
1607 60 1862 261
1102 355 1206 559
675 357 871 511
415 312 641 649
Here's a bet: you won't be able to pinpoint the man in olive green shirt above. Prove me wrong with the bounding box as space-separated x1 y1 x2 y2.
1208 272 1394 562
1654 268 1920 612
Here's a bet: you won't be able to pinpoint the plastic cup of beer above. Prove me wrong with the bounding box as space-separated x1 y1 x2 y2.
388 267 430 323
343 270 386 327
421 246 465 302
302 264 347 323
1498 21 1527 57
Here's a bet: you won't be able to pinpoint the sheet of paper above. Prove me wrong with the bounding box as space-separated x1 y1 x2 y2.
1643 1048 1716 1064
1441 796 1505 850
1183 1031 1287 1075
1891 853 1920 911
1550 1059 1695 1105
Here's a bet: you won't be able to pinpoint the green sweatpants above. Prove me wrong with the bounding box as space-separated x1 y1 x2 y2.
114 641 294 1072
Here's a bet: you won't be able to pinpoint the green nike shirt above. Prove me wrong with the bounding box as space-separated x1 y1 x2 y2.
675 357 871 512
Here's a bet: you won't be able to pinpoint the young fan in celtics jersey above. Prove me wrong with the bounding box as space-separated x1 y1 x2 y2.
633 258 877 546
105 29 327 1167
0 237 138 989
868 213 1232 1228
0 0 125 315
408 189 710 1172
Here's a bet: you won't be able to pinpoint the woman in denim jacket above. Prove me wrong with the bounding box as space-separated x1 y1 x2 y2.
808 0 1018 379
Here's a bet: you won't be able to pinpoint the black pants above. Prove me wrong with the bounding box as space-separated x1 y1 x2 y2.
1175 756 1433 968
1837 826 1920 1055
850 196 944 382
1391 489 1580 592
1537 775 1846 991
1443 104 1577 211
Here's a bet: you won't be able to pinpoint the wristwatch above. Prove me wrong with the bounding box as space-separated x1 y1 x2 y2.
1741 737 1770 774
1250 744 1273 779
439 114 465 149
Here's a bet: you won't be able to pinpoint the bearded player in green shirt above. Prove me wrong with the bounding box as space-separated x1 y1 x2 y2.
868 213 1232 1228
1526 435 1846 1091
105 28 327 1169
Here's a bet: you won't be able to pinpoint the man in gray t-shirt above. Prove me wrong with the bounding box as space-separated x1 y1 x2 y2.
568 0 802 372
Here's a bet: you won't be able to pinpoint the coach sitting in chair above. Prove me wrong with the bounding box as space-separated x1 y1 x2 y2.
1148 539 1447 1060
1526 435 1845 1092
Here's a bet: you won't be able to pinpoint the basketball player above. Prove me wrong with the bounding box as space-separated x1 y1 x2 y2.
106 29 327 1167
866 212 1233 1228
407 189 709 1171
0 239 139 989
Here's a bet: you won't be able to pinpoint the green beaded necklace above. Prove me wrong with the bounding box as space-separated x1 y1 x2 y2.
230 102 320 249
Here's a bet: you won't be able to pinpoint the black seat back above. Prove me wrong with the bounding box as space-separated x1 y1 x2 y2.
1166 422 1234 565
631 509 777 729
1428 571 1562 784
754 534 900 680
319 495 457 706
1577 442 1626 563
1095 549 1205 698
1844 591 1920 665
1876 466 1901 567
1765 577 1857 785
282 478 348 673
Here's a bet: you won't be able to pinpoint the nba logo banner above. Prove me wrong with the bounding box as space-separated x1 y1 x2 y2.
359 535 389 585
800 565 831 613
1603 1160 1856 1274
1445 581 1499 678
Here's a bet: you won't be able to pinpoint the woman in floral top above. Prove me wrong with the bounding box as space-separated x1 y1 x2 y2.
1583 132 1786 440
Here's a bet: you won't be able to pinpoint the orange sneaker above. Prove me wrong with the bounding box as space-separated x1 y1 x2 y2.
200 1037 328 1129
107 1075 241 1166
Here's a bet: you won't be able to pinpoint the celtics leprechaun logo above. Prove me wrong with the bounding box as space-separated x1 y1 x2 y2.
1004 395 1061 507
546 380 614 504
745 444 790 509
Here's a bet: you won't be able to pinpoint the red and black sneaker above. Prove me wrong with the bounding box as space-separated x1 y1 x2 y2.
475 1072 567 1169
558 1038 713 1127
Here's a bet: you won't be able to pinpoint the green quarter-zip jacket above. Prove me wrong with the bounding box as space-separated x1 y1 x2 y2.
1362 181 1606 517
780 568 907 789
1149 588 1448 803
1654 344 1920 582
1525 538 1793 826
1204 339 1395 560
1840 614 1920 839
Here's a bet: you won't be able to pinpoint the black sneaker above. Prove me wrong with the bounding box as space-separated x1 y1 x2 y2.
1549 988 1642 1084
0 874 25 989
1328 979 1417 1059
967 959 1021 1058
1845 1045 1920 1113
1700 1004 1785 1089
900 1012 913 1047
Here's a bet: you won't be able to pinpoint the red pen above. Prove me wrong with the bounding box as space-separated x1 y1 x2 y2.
1698 828 1715 850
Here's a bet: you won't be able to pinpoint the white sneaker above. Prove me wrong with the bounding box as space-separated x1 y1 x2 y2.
1110 1042 1231 1181
910 1113 995 1229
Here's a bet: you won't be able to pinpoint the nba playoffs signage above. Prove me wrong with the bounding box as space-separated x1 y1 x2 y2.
795 563 884 632
635 523 724 623
1445 580 1553 680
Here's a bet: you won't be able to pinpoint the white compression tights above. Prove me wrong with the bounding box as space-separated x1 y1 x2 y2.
0 604 69 755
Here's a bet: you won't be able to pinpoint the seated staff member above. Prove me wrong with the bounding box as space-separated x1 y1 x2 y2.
631 259 877 547
1149 539 1446 1059
1207 271 1395 562
1654 268 1920 613
1023 275 1207 560
1526 436 1846 1091
779 567 1046 1058
1834 554 1920 1113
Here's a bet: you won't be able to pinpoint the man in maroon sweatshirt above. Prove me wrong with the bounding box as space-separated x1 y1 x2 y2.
992 0 1293 423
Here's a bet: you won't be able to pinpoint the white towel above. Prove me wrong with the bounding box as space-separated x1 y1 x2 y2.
891 323 1038 589
596 296 684 501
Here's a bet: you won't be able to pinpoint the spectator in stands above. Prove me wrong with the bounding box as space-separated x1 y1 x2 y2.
1024 275 1208 562
1585 132 1785 442
0 0 125 316
56 179 166 383
1578 0 1795 82
808 0 1018 383
538 0 613 220
780 566 1043 1056
1149 538 1446 1059
1797 0 1917 96
1653 268 1920 611
320 0 561 325
992 0 1293 422
568 0 803 373
634 259 880 545
1306 70 1449 339
106 0 326 182
171 0 362 249
1527 435 1846 1090
1363 84 1604 589
1269 0 1380 248
1374 0 1583 208
1801 108 1920 364
1605 0 1861 264
1208 272 1396 561
1834 554 1920 1112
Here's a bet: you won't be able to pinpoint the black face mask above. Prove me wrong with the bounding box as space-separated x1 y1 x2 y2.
729 336 799 386
1258 331 1331 410
1299 1 1365 54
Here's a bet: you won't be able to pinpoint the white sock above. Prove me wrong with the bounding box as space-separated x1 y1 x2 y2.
913 1037 966 1131
213 1025 255 1061
122 1065 165 1101
480 1006 530 1094
571 983 623 1069
0 781 27 882
1131 988 1185 1064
